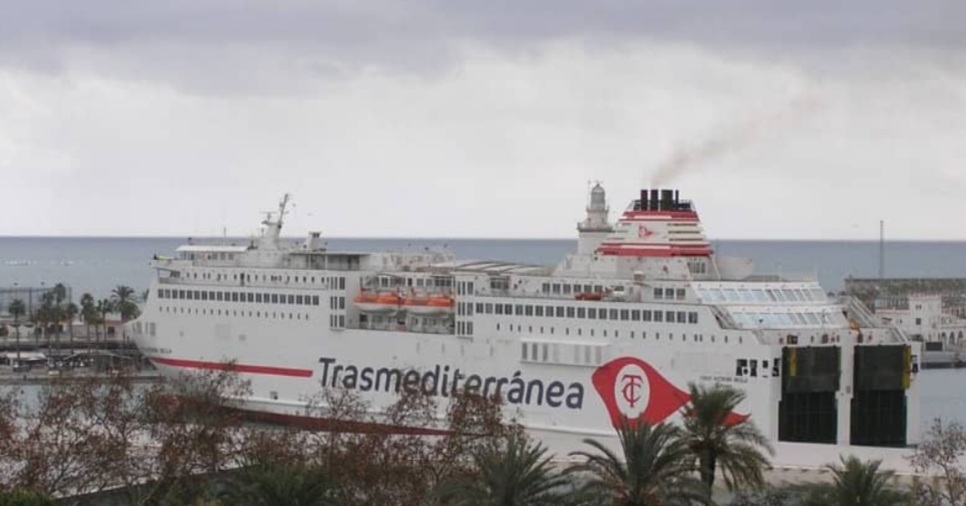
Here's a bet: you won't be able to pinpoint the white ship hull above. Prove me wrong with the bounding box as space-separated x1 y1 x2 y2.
131 187 923 468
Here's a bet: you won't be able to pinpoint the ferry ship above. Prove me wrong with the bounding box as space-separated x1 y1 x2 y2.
130 186 922 467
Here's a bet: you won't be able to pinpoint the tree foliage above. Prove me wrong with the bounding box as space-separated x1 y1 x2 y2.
680 383 773 492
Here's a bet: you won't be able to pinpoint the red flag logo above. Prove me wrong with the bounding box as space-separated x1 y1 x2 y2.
592 357 750 427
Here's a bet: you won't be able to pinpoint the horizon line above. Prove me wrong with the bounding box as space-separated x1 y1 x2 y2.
3 234 966 243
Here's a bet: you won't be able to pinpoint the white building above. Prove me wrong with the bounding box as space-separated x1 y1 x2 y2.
877 294 966 346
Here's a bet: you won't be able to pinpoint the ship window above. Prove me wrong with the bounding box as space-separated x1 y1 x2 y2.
522 344 527 360
157 289 163 299
688 312 698 324
590 329 595 337
296 295 304 305
593 285 603 293
631 310 640 321
588 308 596 319
578 329 582 336
653 311 663 322
676 289 686 300
476 303 484 313
271 294 278 303
515 305 523 316
666 311 675 322
545 305 553 317
577 308 586 319
178 290 185 299
610 309 619 320
584 346 591 364
565 328 570 336
566 307 575 318
525 305 533 316
654 288 664 300
603 330 608 337
535 306 544 317
552 284 561 294
583 284 592 293
562 284 571 294
620 309 629 321
542 283 550 293
677 312 686 323
642 310 652 321
311 295 318 306
279 294 287 304
495 305 504 315
542 344 548 361
485 303 493 313
339 297 345 310
288 294 295 304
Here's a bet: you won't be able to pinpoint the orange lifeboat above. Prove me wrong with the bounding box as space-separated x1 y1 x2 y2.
427 295 455 315
575 292 603 301
354 291 400 314
402 295 432 315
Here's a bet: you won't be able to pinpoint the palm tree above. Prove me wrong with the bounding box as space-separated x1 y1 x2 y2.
219 464 335 506
80 293 97 344
794 455 911 506
96 298 113 347
8 299 26 366
63 302 79 348
680 383 773 493
436 433 572 506
111 285 140 343
569 421 710 506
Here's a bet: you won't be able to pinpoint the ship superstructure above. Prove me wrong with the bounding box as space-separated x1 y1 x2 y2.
131 186 922 465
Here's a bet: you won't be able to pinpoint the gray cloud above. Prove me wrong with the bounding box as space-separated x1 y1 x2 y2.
2 1 964 75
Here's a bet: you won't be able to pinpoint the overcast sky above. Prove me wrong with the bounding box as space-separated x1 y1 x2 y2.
2 1 965 239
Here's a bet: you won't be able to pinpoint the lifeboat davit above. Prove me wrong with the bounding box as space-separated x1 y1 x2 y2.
405 295 454 316
354 291 401 314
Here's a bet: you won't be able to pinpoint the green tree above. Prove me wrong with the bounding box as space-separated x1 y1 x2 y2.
79 293 97 342
218 464 336 506
569 421 710 506
795 455 911 506
96 298 113 346
63 302 79 347
0 489 55 506
8 299 26 365
436 433 572 506
111 285 140 343
680 383 773 493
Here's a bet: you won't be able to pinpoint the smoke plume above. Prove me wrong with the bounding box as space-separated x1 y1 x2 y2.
649 93 819 186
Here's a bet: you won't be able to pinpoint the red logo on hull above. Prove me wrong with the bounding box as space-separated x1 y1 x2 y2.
592 357 750 427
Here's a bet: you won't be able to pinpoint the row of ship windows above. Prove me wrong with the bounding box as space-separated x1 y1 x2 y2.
731 310 839 328
157 288 321 306
157 306 311 320
468 302 700 324
538 283 686 300
697 286 826 304
177 271 346 290
500 323 742 344
522 342 604 366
